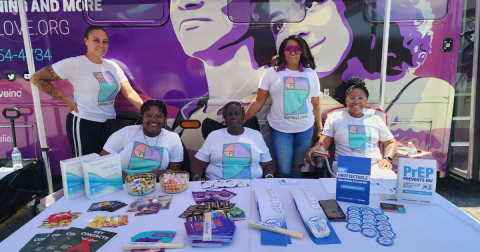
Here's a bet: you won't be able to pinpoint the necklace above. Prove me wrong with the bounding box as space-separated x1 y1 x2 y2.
142 128 161 147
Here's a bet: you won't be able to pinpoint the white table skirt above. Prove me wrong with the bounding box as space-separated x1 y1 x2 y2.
1 178 479 252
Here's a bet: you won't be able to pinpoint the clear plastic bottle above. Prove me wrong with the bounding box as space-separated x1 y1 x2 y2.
12 147 23 170
407 142 416 156
319 142 326 153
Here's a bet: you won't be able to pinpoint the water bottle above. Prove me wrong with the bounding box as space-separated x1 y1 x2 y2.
319 142 326 153
12 147 23 170
407 142 416 156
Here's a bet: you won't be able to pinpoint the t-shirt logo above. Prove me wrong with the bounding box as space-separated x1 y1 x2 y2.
128 141 163 171
283 76 310 118
93 71 118 105
348 125 374 153
222 143 252 179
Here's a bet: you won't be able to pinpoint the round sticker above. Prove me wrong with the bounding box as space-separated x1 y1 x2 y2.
362 210 374 215
348 206 361 211
265 219 283 227
377 237 394 246
372 208 384 215
347 218 362 225
361 207 371 212
361 228 378 238
363 218 376 225
348 210 360 215
346 223 362 232
362 214 375 219
376 215 389 221
361 223 376 230
380 230 397 239
348 214 362 219
376 221 391 227
376 225 392 232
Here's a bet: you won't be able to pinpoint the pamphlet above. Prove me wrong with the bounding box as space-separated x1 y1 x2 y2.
396 157 437 205
336 156 371 205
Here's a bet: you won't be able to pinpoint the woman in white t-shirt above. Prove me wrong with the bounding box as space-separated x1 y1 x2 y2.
101 100 183 180
244 35 322 178
191 102 275 181
306 77 398 176
30 25 144 158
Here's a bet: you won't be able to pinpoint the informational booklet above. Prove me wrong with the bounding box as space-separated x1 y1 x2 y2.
34 229 68 251
61 153 99 199
62 227 118 252
82 154 123 200
336 156 371 205
396 157 437 205
18 233 51 252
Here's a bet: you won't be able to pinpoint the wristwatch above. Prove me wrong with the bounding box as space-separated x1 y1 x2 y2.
265 174 274 178
384 156 393 163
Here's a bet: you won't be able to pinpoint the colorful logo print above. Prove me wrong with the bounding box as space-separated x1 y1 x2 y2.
222 143 252 179
284 76 310 115
93 71 118 102
348 125 372 151
128 141 163 171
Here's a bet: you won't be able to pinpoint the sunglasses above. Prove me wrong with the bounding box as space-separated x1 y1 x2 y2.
284 45 302 55
347 96 368 102
143 114 165 119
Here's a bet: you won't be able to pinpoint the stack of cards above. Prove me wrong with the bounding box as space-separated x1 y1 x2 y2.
345 206 396 247
184 217 236 247
179 201 246 222
126 195 173 217
39 211 82 229
87 215 129 228
88 201 128 212
131 231 176 252
192 189 237 204
201 180 248 189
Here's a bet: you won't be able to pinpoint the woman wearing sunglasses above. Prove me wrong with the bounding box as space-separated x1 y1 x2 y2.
306 77 398 176
100 100 183 180
244 35 322 178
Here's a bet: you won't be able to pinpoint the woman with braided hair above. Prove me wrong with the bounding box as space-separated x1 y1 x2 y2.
306 77 398 177
101 100 183 179
190 101 275 181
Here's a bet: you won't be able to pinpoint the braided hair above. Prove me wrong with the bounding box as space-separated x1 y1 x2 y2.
345 76 369 98
221 101 245 119
141 100 168 117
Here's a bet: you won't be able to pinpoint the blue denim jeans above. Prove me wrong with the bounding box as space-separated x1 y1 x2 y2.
269 125 313 178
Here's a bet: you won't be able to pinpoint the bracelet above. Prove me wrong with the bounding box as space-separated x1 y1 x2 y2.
265 174 274 178
193 175 200 181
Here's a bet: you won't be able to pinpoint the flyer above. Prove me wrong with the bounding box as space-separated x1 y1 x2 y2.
396 158 437 205
335 156 371 205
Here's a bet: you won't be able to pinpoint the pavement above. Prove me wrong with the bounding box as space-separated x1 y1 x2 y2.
0 175 479 243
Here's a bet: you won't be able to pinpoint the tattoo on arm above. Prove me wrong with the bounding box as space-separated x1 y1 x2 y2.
31 65 67 100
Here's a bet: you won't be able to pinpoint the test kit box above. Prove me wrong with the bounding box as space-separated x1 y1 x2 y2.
82 153 123 200
60 153 99 199
396 157 437 205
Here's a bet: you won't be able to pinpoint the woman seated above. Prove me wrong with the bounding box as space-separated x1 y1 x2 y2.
101 100 183 180
191 101 275 181
306 77 398 177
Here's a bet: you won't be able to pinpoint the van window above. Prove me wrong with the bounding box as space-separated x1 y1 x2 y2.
228 0 307 23
86 0 167 26
366 0 448 21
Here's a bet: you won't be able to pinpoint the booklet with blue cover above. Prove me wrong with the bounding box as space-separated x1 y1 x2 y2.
336 156 371 205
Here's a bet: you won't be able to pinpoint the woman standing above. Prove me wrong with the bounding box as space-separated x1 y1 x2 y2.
244 35 322 178
30 25 144 157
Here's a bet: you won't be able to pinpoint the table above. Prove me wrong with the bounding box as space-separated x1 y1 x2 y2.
1 179 479 251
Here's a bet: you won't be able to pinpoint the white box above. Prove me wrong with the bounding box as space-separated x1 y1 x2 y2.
82 153 123 200
397 157 437 205
60 153 99 199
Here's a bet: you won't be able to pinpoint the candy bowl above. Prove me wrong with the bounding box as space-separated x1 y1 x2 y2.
160 171 189 194
125 173 156 196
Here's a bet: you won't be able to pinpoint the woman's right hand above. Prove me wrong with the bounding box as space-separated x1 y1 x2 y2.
306 147 316 166
63 97 79 114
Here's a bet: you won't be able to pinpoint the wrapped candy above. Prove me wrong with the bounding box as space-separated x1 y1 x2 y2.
160 171 189 194
125 173 156 196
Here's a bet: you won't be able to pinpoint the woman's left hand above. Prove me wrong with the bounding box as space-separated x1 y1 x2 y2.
378 159 392 170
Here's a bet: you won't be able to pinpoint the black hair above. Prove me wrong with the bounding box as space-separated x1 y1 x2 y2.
221 101 245 119
141 100 168 117
271 35 316 72
84 25 108 39
345 76 369 98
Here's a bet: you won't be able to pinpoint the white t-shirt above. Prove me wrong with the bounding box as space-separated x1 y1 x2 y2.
323 108 394 167
258 66 320 133
103 125 184 175
53 55 127 122
195 128 272 180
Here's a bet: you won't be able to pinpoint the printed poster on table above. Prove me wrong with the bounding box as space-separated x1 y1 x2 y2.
397 158 437 205
336 156 371 205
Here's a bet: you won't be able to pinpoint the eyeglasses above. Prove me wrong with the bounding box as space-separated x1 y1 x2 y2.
284 45 302 55
347 96 368 102
143 114 165 119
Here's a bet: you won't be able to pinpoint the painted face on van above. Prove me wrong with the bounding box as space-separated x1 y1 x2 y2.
170 0 251 57
271 1 352 77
